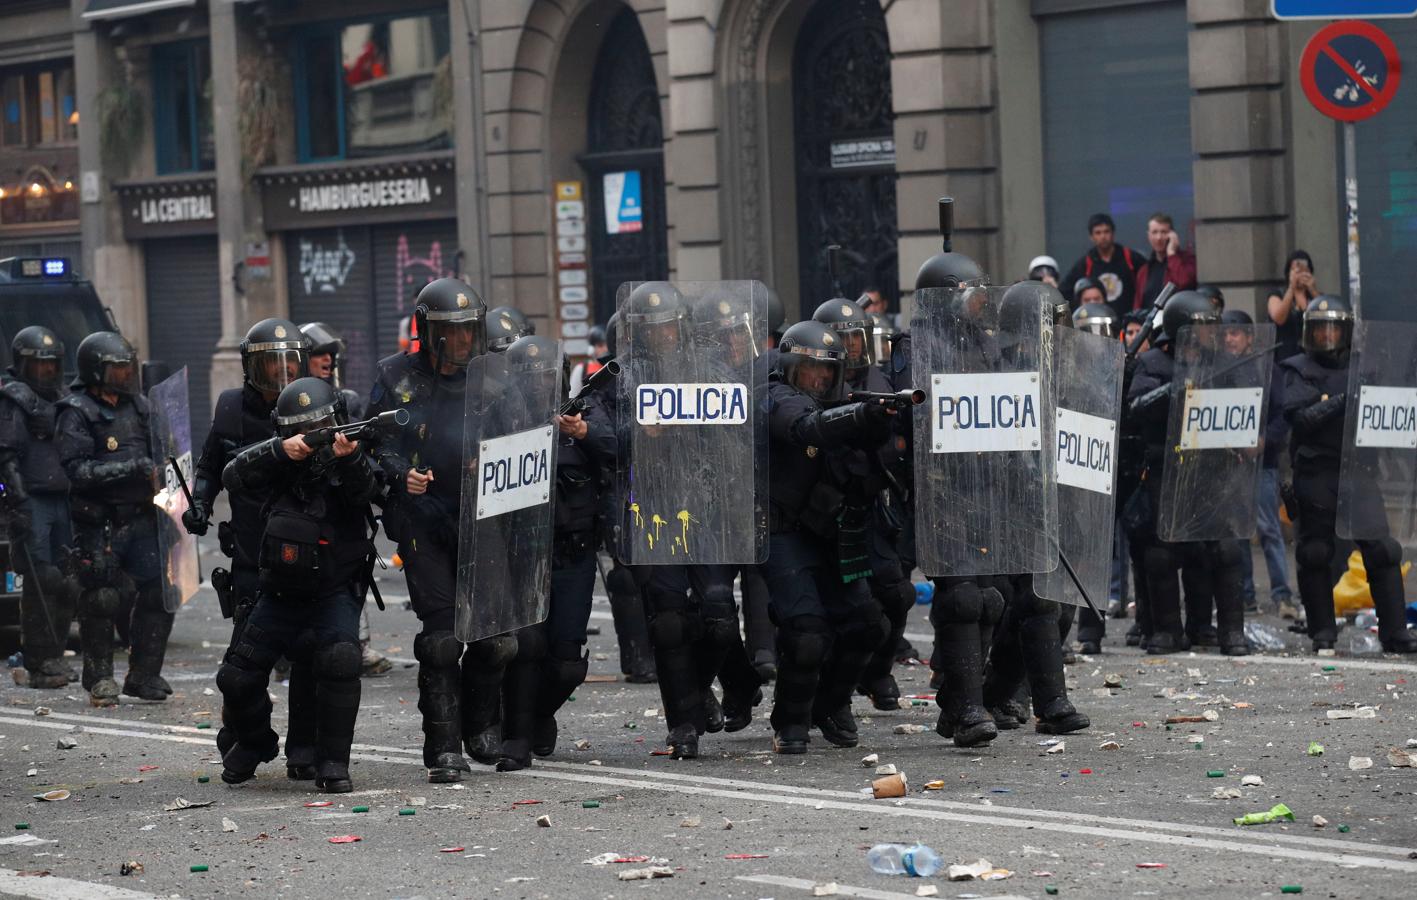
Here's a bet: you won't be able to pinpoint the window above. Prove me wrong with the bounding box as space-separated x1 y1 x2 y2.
0 62 78 149
152 41 214 174
294 12 452 162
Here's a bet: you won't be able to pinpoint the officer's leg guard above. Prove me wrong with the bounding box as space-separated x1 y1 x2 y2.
19 565 69 688
1295 533 1339 647
1209 541 1250 655
606 560 656 682
1015 592 1089 734
1127 534 1152 645
79 585 121 703
691 567 738 733
717 629 765 733
645 595 705 758
858 568 914 711
1143 543 1185 653
533 638 589 758
497 626 547 772
933 579 998 747
770 615 832 754
1359 538 1417 653
281 654 320 779
215 651 279 784
740 566 777 679
311 641 362 793
812 591 888 748
414 630 469 782
122 583 174 701
1181 550 1217 647
461 634 517 766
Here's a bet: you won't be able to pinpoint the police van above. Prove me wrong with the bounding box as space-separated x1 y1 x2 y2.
0 257 116 645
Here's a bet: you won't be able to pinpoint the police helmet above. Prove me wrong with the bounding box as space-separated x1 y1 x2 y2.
812 297 873 373
505 334 560 373
299 321 346 387
486 306 534 352
999 281 1068 337
75 331 139 396
241 318 307 394
867 312 896 363
775 320 847 404
621 282 689 353
1073 277 1108 307
604 312 620 358
587 324 607 348
692 291 758 363
1073 303 1118 339
10 325 64 399
1220 309 1253 326
414 278 487 369
766 288 786 340
1197 284 1226 311
273 376 346 440
1160 291 1221 346
1302 294 1354 362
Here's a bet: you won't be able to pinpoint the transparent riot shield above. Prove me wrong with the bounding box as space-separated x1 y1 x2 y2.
910 284 1057 577
1337 319 1417 545
454 347 562 643
613 281 768 565
1156 322 1275 542
1037 327 1123 607
147 368 200 612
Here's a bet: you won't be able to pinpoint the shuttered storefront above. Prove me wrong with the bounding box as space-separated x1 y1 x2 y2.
1038 0 1194 257
285 227 376 396
144 235 221 448
369 219 459 365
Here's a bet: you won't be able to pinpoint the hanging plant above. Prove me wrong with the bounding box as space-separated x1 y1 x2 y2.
237 58 282 174
96 80 145 174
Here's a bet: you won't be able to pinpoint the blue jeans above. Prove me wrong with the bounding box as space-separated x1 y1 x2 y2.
25 492 72 566
1241 468 1293 606
1109 523 1129 604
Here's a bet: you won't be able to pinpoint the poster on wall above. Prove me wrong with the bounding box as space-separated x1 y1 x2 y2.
555 181 592 357
602 170 643 235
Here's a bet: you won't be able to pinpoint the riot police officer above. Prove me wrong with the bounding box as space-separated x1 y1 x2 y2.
187 319 313 773
486 306 535 352
498 335 612 770
216 377 380 791
1281 297 1417 653
764 319 892 753
367 278 515 782
1127 292 1250 655
812 298 913 712
0 326 76 689
56 332 169 704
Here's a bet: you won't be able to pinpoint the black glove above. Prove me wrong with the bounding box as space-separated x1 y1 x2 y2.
1127 384 1170 422
7 506 31 542
181 499 211 536
1291 392 1346 435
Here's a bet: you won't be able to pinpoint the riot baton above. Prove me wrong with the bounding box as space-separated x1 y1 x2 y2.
1057 546 1106 626
1125 282 1177 359
165 456 204 585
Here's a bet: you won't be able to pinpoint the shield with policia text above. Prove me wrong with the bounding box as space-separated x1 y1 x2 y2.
1155 322 1275 542
1337 319 1417 547
1036 326 1123 607
910 283 1057 577
147 367 200 612
613 280 768 565
454 341 562 643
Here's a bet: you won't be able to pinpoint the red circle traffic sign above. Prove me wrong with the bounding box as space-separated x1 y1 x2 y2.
1300 20 1402 122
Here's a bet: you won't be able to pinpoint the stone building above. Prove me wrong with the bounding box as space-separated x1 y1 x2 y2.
1 0 1412 416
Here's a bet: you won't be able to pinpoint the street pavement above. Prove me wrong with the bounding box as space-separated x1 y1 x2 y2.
2 542 1416 899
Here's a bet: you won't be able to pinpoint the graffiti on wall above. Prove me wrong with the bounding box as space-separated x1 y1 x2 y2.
299 229 358 294
393 233 454 311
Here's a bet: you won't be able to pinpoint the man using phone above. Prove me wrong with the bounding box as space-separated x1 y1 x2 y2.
1133 212 1196 311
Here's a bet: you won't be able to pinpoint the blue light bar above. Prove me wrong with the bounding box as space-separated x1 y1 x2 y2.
43 258 67 277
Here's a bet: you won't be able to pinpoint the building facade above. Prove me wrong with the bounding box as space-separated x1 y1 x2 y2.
1 0 1411 411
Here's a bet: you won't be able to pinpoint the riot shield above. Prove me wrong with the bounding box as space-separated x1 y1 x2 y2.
1037 327 1123 607
454 347 562 643
147 368 200 612
1337 319 1417 545
1155 322 1275 542
613 281 768 565
910 284 1057 577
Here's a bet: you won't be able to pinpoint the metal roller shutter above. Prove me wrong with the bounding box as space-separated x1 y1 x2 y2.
286 227 375 397
370 219 457 378
1039 1 1193 261
144 235 220 448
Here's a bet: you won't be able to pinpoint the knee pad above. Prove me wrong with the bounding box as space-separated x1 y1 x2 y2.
1361 537 1403 570
315 642 362 680
648 608 696 651
216 659 268 698
931 581 983 625
81 587 120 618
414 630 463 667
779 616 832 668
1296 537 1334 569
515 625 549 662
979 586 1005 626
466 634 518 669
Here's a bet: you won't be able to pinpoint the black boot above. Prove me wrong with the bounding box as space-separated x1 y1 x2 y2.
717 633 765 732
217 659 279 785
938 622 997 748
1143 544 1185 654
771 622 830 754
80 610 118 705
122 594 174 701
607 564 657 682
722 687 762 733
19 567 69 689
1018 604 1090 735
284 657 319 780
221 730 279 785
312 648 360 794
417 653 469 783
462 636 515 766
812 642 873 748
1368 550 1417 653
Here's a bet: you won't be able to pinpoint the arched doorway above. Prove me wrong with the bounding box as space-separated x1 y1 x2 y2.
792 0 897 320
581 7 669 323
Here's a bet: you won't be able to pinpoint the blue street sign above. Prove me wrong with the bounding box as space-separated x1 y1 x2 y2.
1273 0 1417 19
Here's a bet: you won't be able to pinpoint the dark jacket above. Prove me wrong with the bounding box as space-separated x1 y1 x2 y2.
0 374 69 497
193 384 277 567
1062 245 1144 318
1133 249 1198 312
1280 351 1348 468
55 390 155 523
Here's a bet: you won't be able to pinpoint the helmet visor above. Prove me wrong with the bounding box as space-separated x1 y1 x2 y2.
789 357 843 403
1077 316 1116 339
426 319 485 368
834 326 874 371
101 360 138 397
246 348 307 394
19 357 63 398
1303 317 1352 355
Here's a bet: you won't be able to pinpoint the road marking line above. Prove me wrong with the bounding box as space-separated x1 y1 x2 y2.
0 867 162 900
6 714 1414 875
737 874 1030 900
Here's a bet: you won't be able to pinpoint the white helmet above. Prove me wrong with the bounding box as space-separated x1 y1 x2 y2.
1028 255 1059 279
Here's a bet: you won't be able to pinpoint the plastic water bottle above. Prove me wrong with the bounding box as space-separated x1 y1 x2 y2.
1243 621 1287 652
1353 610 1378 632
1347 631 1382 655
866 843 942 877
